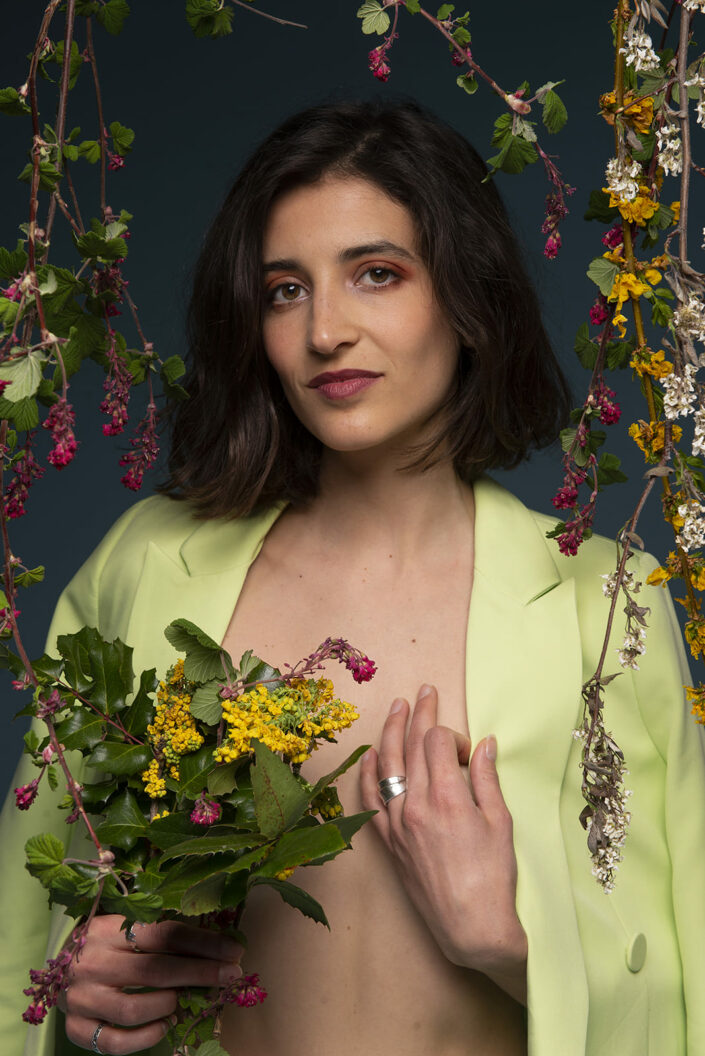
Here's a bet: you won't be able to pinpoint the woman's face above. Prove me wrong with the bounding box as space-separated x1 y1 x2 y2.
261 175 461 459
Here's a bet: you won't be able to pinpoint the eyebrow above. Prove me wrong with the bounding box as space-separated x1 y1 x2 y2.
263 240 417 273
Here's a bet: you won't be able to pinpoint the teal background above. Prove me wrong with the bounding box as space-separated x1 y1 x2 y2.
1 1 702 794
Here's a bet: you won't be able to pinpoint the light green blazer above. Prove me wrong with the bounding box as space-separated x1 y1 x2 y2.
2 476 705 1056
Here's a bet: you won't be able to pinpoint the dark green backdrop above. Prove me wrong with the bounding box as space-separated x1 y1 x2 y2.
1 1 698 797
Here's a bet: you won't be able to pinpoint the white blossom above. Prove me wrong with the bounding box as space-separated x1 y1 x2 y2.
674 294 705 344
600 568 636 598
605 156 641 201
683 0 705 11
693 408 705 457
662 363 698 418
620 26 660 72
656 116 683 176
678 500 705 551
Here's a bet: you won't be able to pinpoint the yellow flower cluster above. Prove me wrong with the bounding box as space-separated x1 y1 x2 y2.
310 785 343 820
606 189 658 226
628 419 683 459
607 272 651 337
647 552 705 590
685 684 705 724
685 620 705 661
141 659 204 800
629 348 673 379
214 678 359 766
600 90 654 133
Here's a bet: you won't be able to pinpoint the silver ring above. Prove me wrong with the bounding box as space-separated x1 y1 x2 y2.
378 775 407 805
91 1022 106 1055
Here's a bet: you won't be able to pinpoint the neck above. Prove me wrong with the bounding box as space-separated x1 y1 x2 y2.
299 447 475 566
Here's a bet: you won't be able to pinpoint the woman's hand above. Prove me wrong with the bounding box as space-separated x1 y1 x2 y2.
58 914 243 1054
360 683 528 1005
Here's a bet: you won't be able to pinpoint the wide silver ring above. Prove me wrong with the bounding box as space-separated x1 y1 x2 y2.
125 923 137 944
91 1022 106 1055
378 775 407 806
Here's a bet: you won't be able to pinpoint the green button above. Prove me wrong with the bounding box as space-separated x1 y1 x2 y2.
626 933 647 973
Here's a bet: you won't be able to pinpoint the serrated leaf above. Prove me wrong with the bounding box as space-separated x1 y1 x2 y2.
0 87 31 116
583 189 619 224
574 323 598 369
15 565 45 588
0 395 39 430
436 3 455 16
405 0 421 10
147 813 202 849
100 888 162 921
86 741 152 776
73 230 127 262
109 120 134 155
94 790 147 850
189 680 223 725
46 765 58 791
586 257 619 297
456 73 478 94
78 139 101 164
255 822 346 878
0 350 46 402
54 708 106 750
58 627 134 713
185 0 234 37
542 89 568 134
24 729 39 753
31 652 64 681
486 133 537 176
97 0 130 34
25 833 71 888
160 354 186 384
0 240 28 281
156 857 232 910
177 745 216 799
356 0 391 35
164 618 233 683
159 833 263 864
250 877 329 927
17 161 62 191
52 40 83 90
251 741 310 838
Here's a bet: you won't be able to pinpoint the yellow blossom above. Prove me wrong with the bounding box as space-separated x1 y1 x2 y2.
607 272 650 335
643 267 662 286
605 191 658 226
670 200 680 224
685 684 705 724
600 90 654 133
628 419 682 459
685 620 705 660
646 565 672 587
651 253 669 270
141 758 166 799
629 348 673 379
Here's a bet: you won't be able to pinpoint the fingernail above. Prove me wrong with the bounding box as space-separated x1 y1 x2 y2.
168 1015 178 1028
485 735 497 762
219 962 243 985
390 697 405 714
362 750 374 764
417 683 433 700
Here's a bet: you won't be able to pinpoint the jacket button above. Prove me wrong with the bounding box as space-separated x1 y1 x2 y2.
626 933 647 973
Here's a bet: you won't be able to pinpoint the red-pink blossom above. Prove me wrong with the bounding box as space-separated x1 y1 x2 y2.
190 793 222 826
552 486 579 510
43 398 78 469
543 233 562 259
108 151 125 171
14 778 39 811
601 222 624 250
100 336 132 436
0 379 12 395
368 45 391 82
589 298 609 326
3 434 44 518
36 688 62 719
223 972 267 1007
118 402 159 491
23 933 84 1024
1 279 22 302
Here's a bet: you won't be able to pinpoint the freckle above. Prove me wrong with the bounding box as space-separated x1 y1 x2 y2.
389 554 393 558
411 638 416 643
346 925 351 931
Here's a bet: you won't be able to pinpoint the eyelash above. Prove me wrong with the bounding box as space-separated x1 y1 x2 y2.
267 265 400 306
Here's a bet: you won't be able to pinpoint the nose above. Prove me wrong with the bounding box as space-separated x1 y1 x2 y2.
307 282 360 356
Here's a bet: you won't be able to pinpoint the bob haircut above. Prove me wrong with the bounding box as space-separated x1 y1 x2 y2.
160 98 571 518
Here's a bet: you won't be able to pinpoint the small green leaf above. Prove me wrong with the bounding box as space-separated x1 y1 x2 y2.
574 323 598 370
0 350 46 402
160 354 186 384
0 395 39 430
436 3 455 17
185 0 234 37
24 729 40 753
310 744 371 800
583 189 619 224
25 833 71 888
109 120 134 155
452 25 470 46
94 790 147 850
164 618 233 683
597 452 628 487
189 680 223 725
97 0 130 34
78 140 101 164
250 877 329 927
0 240 28 281
251 741 310 838
54 708 106 751
586 256 619 297
486 133 537 176
73 230 127 262
356 0 391 35
0 87 30 116
86 741 152 776
405 0 421 11
15 565 45 588
541 89 568 134
255 822 347 878
456 72 477 94
177 744 217 799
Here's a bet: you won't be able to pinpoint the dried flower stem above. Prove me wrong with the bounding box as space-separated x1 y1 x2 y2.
230 0 307 28
84 17 107 219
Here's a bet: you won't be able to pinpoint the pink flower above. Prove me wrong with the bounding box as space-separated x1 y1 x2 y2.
368 45 391 82
3 433 44 518
451 47 472 67
593 380 621 425
108 152 125 171
41 745 55 765
36 688 62 719
99 336 132 436
43 398 78 469
223 973 267 1007
543 233 562 259
601 223 624 250
589 298 609 326
23 934 84 1025
322 638 377 683
1 279 22 302
14 779 39 811
557 525 583 557
190 793 222 826
552 486 578 510
118 402 159 491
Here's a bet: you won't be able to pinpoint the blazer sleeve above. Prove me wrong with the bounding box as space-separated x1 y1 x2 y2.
0 500 151 1056
630 550 705 1051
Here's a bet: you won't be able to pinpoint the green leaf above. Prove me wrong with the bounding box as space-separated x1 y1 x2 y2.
605 336 635 371
78 139 101 164
185 0 234 37
651 298 673 327
0 87 30 116
15 565 45 588
189 680 223 725
100 888 162 921
586 256 619 297
177 744 216 799
54 708 106 751
486 133 537 176
57 627 134 713
195 1040 230 1056
17 160 62 191
164 618 233 682
310 744 371 799
160 354 186 384
159 833 263 864
181 871 227 915
405 0 421 11
52 40 83 89
86 741 152 776
356 0 391 35
156 858 233 911
541 89 568 134
62 144 79 162
94 790 147 850
147 813 202 849
0 240 28 281
456 73 478 95
436 3 454 16
24 729 39 753
597 452 627 487
250 877 329 927
97 0 130 34
584 189 619 224
31 651 64 681
574 323 598 370
0 395 39 430
452 25 470 46
0 350 46 401
46 765 58 791
255 822 346 878
123 668 156 736
208 762 239 796
73 230 127 262
109 120 135 155
251 741 310 838
25 833 71 888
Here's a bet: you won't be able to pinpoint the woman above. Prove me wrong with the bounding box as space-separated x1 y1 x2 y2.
2 99 704 1056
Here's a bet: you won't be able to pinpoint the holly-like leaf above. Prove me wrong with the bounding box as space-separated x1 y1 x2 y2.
54 708 106 751
157 858 231 911
147 813 202 849
255 822 346 878
57 627 134 713
86 741 152 776
97 0 130 34
123 668 156 736
31 651 64 681
164 618 234 682
177 744 216 799
586 256 619 297
541 89 568 134
356 0 391 35
189 680 223 725
159 833 263 864
251 741 310 838
94 790 147 850
250 877 329 927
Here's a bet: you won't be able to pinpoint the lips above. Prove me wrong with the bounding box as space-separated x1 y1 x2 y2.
307 369 382 388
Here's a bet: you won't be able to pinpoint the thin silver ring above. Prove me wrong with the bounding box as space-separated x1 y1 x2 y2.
91 1022 106 1055
125 923 137 945
378 775 407 806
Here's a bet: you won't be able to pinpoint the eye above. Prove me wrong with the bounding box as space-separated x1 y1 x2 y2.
360 266 397 287
268 282 306 305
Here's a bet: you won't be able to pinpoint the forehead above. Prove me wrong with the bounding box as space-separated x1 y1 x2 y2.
262 175 418 257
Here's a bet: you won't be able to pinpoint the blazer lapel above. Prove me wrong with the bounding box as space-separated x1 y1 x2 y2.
469 477 589 1053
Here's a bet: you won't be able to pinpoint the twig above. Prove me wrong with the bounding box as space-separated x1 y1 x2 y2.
230 0 307 28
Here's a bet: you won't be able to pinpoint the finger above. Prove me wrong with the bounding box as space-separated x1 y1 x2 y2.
84 949 242 990
404 684 438 787
65 1015 171 1056
377 697 410 820
117 918 243 963
359 747 390 843
469 735 512 821
424 726 477 805
65 983 177 1028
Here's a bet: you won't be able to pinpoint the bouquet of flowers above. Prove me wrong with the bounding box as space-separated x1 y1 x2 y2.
9 618 376 1055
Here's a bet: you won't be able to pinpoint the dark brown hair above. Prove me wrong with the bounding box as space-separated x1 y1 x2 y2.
159 98 571 517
